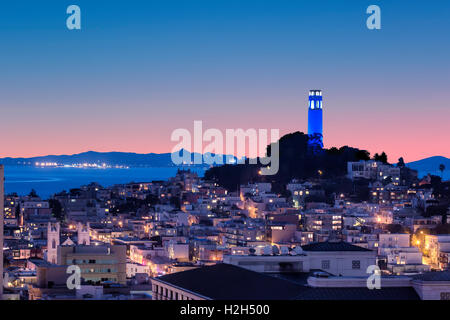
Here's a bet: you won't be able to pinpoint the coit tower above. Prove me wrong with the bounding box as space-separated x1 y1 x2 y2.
307 89 323 147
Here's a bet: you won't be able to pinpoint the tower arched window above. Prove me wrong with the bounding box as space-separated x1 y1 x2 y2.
52 239 56 249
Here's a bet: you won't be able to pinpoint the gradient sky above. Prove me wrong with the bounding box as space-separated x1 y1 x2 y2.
1 0 449 162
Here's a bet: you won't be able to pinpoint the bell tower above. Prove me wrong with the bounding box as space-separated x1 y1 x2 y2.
77 222 90 245
47 222 60 264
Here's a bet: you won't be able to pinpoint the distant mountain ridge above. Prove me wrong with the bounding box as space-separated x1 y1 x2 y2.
1 152 448 174
406 156 450 177
0 150 240 168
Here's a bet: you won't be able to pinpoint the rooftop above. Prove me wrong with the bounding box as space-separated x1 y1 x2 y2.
294 287 419 300
154 263 303 300
154 263 420 300
413 271 450 282
301 241 373 252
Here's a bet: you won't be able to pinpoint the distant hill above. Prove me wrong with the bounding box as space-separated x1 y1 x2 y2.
407 156 450 178
0 150 239 168
205 131 373 192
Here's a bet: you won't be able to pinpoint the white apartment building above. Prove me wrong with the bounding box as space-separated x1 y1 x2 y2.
424 235 450 270
347 160 400 184
127 262 151 278
240 182 271 196
378 233 411 256
224 241 377 277
385 247 430 274
167 241 189 262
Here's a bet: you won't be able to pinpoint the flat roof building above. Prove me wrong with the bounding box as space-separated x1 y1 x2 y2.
151 263 425 300
58 245 127 285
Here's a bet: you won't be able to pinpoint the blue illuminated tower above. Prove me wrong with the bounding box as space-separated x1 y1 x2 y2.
307 89 323 148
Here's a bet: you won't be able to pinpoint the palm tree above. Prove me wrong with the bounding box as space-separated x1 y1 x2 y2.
439 164 446 178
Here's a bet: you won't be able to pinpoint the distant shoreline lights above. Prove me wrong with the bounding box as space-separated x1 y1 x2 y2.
34 162 129 169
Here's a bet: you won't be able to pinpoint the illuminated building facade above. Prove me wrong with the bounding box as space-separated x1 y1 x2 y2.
58 245 127 284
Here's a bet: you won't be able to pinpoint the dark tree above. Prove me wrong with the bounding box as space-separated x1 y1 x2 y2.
15 204 20 219
356 150 371 161
386 224 408 234
439 164 446 178
49 199 63 219
380 152 388 164
145 194 160 206
169 196 181 209
28 189 38 198
304 194 328 204
374 152 388 164
205 131 381 191
69 188 82 196
425 205 448 225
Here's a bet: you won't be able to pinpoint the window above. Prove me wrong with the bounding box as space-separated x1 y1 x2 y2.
321 260 330 269
352 260 361 269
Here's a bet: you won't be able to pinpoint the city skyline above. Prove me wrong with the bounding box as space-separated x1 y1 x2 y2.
1 0 449 162
2 0 450 305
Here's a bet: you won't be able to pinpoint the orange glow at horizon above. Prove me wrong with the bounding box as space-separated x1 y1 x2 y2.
1 93 449 163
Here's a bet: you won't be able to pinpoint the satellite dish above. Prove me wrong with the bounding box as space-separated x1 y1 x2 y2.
293 246 304 255
263 246 272 255
280 246 289 255
249 248 256 255
272 245 280 255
